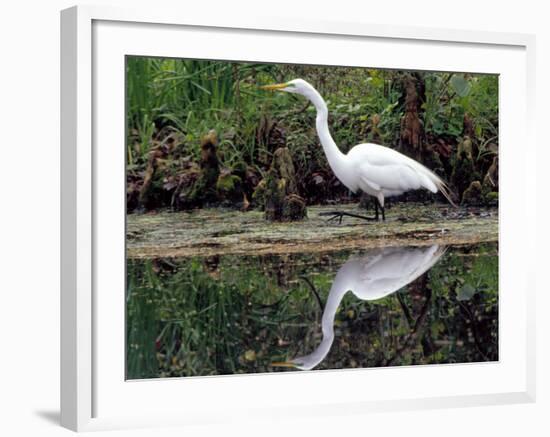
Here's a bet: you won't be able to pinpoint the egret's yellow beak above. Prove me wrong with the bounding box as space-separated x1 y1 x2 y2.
271 361 296 368
260 82 288 91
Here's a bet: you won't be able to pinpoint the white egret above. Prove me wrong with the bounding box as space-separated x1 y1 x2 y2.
261 79 455 221
273 245 446 370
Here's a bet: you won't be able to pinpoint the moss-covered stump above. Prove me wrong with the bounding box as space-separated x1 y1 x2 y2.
127 128 205 212
170 160 201 210
132 136 179 212
136 152 158 211
175 131 219 208
231 161 257 199
259 147 307 221
482 156 498 189
461 180 483 206
484 192 498 206
127 203 498 259
216 170 246 208
252 180 267 210
282 194 307 221
192 130 220 205
451 140 479 200
264 169 286 221
481 156 499 205
271 147 298 193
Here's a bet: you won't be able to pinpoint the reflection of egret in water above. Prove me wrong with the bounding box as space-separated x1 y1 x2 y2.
273 245 447 371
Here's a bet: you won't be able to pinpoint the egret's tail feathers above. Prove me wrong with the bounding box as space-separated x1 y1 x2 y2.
423 244 448 271
435 179 458 208
412 161 457 207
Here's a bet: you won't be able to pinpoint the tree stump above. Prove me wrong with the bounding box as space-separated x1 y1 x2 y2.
177 129 223 208
451 137 479 201
260 147 307 221
461 181 483 206
135 142 173 212
216 170 246 207
481 156 499 205
194 129 220 204
399 73 426 162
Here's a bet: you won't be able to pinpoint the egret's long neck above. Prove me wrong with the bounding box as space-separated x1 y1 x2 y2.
297 274 350 370
320 284 348 342
307 90 350 187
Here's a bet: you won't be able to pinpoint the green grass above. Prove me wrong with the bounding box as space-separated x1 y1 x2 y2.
126 57 280 167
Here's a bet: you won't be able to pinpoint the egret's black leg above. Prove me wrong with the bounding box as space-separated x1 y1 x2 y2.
321 193 388 224
299 276 324 311
375 197 386 221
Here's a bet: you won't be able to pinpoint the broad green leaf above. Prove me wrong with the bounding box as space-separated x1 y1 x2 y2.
451 75 471 97
457 284 476 301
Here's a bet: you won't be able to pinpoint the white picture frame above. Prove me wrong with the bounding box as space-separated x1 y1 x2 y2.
60 4 536 432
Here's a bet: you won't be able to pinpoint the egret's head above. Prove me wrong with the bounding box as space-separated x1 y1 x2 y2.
261 78 316 97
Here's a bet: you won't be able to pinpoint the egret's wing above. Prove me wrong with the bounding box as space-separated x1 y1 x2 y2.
350 144 440 194
359 161 427 193
352 245 446 300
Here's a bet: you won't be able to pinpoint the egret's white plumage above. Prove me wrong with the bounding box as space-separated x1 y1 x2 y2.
262 79 455 210
274 245 446 371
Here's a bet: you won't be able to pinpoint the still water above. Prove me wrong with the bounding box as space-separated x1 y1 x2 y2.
126 243 498 379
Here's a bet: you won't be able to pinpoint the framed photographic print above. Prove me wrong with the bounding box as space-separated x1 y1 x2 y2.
61 5 536 432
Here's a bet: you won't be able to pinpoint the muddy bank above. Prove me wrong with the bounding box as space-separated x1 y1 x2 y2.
127 203 498 259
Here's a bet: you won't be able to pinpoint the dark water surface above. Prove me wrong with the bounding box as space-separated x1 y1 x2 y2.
126 243 498 379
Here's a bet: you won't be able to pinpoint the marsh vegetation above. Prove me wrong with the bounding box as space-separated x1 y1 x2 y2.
126 58 499 213
125 57 499 379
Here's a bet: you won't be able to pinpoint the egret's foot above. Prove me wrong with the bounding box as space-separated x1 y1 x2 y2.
319 211 379 224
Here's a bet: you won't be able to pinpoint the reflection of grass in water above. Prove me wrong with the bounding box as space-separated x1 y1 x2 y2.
126 244 498 379
126 262 159 379
427 244 498 363
126 252 346 379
